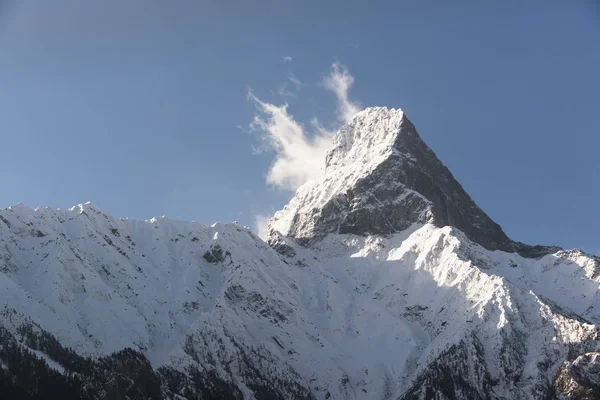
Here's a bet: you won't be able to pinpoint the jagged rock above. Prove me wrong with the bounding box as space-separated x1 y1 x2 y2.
267 231 297 258
204 244 226 264
554 353 600 399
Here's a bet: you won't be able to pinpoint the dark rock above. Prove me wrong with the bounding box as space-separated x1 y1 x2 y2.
203 245 225 264
554 352 600 399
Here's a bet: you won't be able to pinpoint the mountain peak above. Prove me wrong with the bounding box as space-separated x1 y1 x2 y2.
270 108 559 258
324 106 404 170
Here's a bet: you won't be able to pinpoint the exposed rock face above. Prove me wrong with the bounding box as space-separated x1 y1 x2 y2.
269 107 560 257
554 353 600 399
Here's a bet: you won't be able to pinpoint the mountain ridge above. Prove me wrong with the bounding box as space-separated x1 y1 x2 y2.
1 107 598 400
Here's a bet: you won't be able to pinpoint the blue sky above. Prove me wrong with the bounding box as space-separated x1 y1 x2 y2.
0 1 598 254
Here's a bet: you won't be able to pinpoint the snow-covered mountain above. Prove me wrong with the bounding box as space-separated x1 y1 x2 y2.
1 107 598 399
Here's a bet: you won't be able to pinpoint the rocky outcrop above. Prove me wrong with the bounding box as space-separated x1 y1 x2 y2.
554 353 600 399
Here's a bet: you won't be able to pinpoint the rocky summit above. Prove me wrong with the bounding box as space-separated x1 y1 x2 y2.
269 107 560 258
1 107 598 400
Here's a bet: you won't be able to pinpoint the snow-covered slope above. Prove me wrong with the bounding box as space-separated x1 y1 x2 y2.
1 107 598 399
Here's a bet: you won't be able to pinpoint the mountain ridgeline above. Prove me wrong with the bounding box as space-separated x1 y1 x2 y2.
1 107 598 399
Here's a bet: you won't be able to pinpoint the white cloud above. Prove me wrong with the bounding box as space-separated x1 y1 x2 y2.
323 62 360 123
288 73 301 88
248 90 333 191
254 214 271 240
247 62 359 191
277 84 295 97
283 56 293 62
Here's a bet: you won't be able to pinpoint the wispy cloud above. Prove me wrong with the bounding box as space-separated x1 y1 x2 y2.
282 55 293 62
254 214 271 240
277 84 295 97
247 62 359 192
248 90 333 191
323 62 360 123
288 73 301 87
277 73 302 97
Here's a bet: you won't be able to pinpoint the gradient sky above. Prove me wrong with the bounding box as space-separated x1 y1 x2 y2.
0 1 598 254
